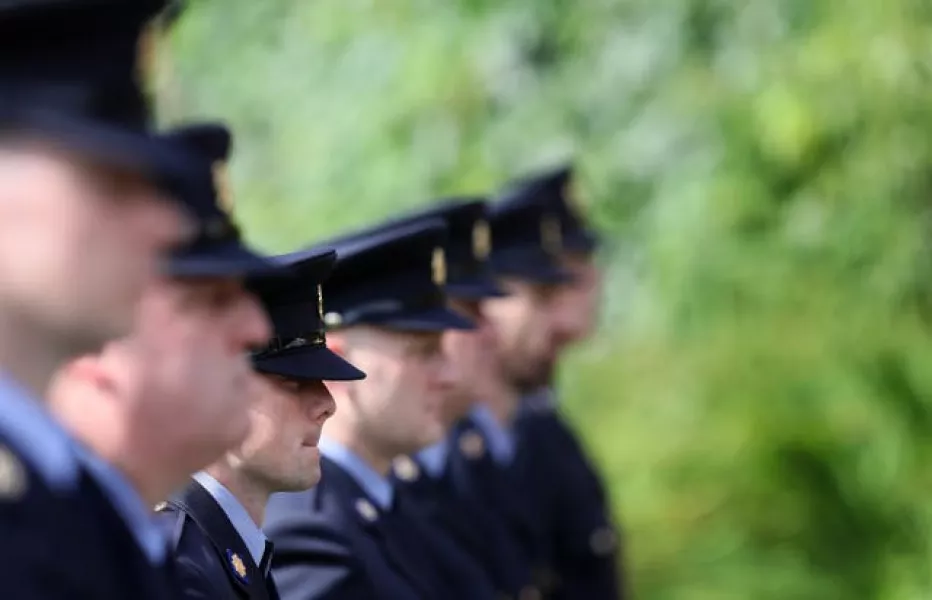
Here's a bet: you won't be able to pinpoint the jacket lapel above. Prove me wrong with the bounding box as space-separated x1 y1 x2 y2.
321 458 436 600
169 480 270 600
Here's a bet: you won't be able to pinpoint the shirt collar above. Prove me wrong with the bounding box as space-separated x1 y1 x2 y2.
0 374 79 491
319 437 393 510
76 445 167 564
416 440 449 479
193 472 267 567
469 404 515 466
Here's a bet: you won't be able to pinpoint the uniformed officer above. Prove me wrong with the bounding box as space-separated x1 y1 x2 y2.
48 123 279 599
160 244 366 600
443 184 577 596
0 2 203 597
504 166 624 600
264 220 498 600
379 198 541 600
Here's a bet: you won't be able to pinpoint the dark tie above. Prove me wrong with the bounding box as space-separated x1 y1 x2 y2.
258 539 274 576
259 539 280 600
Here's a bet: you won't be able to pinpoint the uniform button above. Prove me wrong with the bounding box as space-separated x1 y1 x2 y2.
589 525 618 556
518 585 542 600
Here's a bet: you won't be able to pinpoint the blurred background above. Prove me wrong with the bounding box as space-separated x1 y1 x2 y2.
158 2 932 598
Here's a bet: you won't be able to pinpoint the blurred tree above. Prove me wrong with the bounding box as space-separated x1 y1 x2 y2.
161 1 932 598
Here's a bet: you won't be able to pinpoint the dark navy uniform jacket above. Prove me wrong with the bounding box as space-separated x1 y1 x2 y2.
392 447 539 600
0 381 177 600
264 455 498 600
443 412 559 596
512 394 624 600
159 478 280 600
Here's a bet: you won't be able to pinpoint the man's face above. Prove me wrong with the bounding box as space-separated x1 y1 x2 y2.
101 276 270 475
0 144 192 356
441 299 499 426
334 328 453 456
551 253 603 346
481 278 564 394
233 375 336 492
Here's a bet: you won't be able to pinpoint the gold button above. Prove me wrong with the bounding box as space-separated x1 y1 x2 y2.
589 526 618 556
354 498 379 522
392 455 420 482
458 430 485 459
518 585 542 600
0 446 26 501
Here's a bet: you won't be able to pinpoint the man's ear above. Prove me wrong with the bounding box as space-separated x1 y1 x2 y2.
69 355 111 389
326 331 348 359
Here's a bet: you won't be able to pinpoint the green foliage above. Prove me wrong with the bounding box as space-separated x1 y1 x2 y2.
162 1 932 597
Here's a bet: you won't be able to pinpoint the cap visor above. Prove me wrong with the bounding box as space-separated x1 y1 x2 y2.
254 345 366 382
490 251 574 284
369 305 476 332
165 242 287 279
445 274 508 300
12 111 196 195
563 231 599 254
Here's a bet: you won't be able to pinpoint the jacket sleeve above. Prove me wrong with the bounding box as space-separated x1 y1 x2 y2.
269 513 378 600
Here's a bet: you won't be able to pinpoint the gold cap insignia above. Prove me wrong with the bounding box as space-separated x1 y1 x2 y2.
136 21 160 90
563 176 585 216
227 550 249 582
354 498 379 522
472 219 492 260
153 501 169 513
316 284 325 321
213 161 234 213
540 214 563 255
431 246 447 286
392 455 420 482
323 311 343 328
458 430 485 460
0 445 26 501
588 526 618 556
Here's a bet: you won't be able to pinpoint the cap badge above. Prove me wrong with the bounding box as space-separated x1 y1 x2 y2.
316 284 325 321
472 219 492 260
540 214 563 254
136 21 160 90
213 161 234 212
563 176 586 216
431 246 447 286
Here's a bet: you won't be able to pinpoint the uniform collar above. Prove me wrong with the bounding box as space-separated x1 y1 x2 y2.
0 374 79 491
468 404 515 466
76 444 167 564
193 471 268 567
416 440 449 479
319 437 394 510
522 387 557 412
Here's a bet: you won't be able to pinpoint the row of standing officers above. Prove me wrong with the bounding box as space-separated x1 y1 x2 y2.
0 1 623 599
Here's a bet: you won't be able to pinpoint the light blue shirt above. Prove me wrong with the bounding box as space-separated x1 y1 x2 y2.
416 440 449 479
76 445 167 564
469 404 516 466
319 437 393 510
0 374 79 491
193 472 268 567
